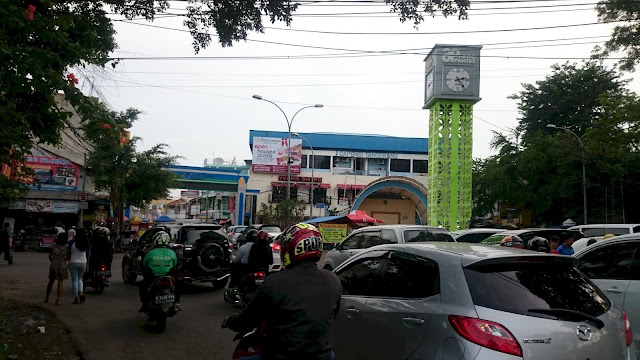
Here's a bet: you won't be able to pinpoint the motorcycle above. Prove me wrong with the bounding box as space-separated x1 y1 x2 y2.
223 269 266 305
83 263 111 294
12 232 24 252
143 275 180 332
221 320 265 359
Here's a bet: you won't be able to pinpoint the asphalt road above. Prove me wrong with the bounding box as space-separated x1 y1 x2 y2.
0 252 239 360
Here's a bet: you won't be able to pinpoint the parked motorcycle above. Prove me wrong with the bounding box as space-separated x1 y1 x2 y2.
223 270 266 305
143 275 180 332
12 231 25 252
221 320 265 359
83 263 111 294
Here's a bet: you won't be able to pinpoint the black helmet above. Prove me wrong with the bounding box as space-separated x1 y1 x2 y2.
528 237 550 253
246 229 259 242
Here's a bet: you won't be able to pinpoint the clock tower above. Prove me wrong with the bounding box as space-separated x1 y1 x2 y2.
423 44 482 230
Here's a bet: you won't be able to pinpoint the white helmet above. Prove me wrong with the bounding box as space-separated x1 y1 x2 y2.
152 231 170 246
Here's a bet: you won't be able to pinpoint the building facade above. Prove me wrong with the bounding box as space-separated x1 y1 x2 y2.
248 130 429 224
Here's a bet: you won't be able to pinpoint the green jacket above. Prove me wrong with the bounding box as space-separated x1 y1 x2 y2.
142 246 178 276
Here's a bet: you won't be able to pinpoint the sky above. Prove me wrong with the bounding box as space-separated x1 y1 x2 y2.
80 0 634 167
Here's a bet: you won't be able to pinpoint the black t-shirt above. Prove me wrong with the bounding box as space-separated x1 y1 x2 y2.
0 229 10 247
248 240 273 271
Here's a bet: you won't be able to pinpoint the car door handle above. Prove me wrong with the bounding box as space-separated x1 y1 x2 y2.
402 317 425 326
345 308 359 316
606 288 624 294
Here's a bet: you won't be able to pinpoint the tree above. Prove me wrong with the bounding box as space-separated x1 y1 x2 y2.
473 63 640 225
257 199 306 228
83 105 179 233
595 0 640 71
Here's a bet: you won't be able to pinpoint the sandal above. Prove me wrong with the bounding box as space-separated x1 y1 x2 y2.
79 294 86 303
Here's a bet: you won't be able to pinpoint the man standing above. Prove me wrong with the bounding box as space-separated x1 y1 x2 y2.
556 235 576 255
0 223 13 265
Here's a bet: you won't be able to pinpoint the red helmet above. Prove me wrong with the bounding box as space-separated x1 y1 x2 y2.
500 235 524 249
280 223 323 268
257 230 269 242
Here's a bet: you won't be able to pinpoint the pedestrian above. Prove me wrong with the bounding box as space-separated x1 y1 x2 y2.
68 229 90 304
0 222 13 265
67 226 76 242
45 233 69 305
549 235 560 254
54 224 65 236
556 235 576 255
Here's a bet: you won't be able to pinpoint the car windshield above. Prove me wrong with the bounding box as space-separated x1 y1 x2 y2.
261 226 281 233
233 226 247 233
403 229 454 242
464 259 610 318
181 227 226 245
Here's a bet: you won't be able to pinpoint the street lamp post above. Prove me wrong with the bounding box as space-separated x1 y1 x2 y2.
252 95 323 225
547 124 588 224
293 133 314 217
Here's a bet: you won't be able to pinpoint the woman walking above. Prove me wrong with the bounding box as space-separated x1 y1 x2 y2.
69 229 90 304
45 233 69 305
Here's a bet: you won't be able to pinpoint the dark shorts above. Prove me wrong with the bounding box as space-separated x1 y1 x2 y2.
49 269 62 281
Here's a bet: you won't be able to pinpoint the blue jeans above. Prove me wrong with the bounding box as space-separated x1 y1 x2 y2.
69 262 85 298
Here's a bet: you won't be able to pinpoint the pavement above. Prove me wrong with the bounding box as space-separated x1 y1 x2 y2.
0 252 239 360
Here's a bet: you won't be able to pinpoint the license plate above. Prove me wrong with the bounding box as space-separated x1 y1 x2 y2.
155 295 175 304
255 279 264 285
95 271 111 276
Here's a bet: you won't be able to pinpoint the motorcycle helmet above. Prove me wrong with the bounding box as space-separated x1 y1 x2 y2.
280 223 323 268
152 231 170 246
500 235 524 249
528 236 550 253
257 230 269 242
246 229 259 242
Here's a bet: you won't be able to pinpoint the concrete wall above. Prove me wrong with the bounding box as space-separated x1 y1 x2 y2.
359 198 417 225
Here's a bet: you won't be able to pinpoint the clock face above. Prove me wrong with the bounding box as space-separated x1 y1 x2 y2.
426 71 434 99
445 67 471 93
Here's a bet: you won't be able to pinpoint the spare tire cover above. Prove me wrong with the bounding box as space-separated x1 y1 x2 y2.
198 243 225 271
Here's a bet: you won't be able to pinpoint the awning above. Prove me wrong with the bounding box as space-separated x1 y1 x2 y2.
337 184 367 190
271 182 296 188
346 210 384 224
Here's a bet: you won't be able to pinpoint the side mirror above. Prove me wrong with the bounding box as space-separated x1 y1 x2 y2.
335 242 342 250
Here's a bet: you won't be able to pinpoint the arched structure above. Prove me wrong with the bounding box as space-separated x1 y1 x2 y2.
351 176 429 224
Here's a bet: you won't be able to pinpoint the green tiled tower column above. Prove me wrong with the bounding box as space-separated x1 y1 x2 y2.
427 100 473 230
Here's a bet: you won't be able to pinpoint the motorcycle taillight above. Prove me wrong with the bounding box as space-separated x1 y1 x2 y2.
253 271 265 279
100 265 107 271
157 279 173 287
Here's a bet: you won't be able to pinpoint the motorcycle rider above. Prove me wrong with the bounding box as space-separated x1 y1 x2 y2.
528 236 550 253
248 230 273 273
223 223 342 360
229 229 259 290
500 235 525 249
0 222 13 265
138 231 179 313
89 227 114 274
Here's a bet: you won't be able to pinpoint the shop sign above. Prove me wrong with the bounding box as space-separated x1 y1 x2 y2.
335 151 398 159
78 202 89 210
181 190 200 199
25 199 53 212
278 175 322 182
251 137 302 174
9 200 25 210
24 156 79 191
52 201 78 213
318 223 348 243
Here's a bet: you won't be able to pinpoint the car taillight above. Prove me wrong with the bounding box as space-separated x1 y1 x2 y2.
448 315 522 357
174 244 184 257
100 265 107 271
624 311 633 347
272 244 280 253
253 271 265 279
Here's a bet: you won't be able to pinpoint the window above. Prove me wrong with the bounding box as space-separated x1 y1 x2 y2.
390 159 411 172
334 157 352 168
181 227 227 246
361 231 381 248
301 155 308 169
380 251 440 298
354 158 365 171
583 228 630 237
337 250 389 296
464 259 610 318
578 242 639 280
271 187 287 202
457 233 489 244
380 229 398 244
313 188 327 204
413 160 428 174
403 229 454 242
341 233 363 250
312 155 331 169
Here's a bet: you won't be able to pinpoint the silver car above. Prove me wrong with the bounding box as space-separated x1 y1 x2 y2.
450 228 506 243
333 242 638 360
575 234 640 355
322 225 454 271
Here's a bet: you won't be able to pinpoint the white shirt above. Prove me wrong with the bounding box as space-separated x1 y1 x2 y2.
233 242 253 264
69 241 88 264
55 226 65 235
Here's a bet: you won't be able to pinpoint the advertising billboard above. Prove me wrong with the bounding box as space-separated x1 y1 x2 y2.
251 137 302 174
24 156 79 191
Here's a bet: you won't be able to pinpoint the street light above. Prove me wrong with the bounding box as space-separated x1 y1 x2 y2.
547 124 588 224
293 133 315 218
252 95 323 225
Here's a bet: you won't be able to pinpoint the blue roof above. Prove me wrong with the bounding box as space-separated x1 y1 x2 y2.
250 130 428 154
304 215 346 224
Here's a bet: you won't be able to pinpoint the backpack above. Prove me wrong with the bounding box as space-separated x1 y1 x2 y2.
248 241 273 270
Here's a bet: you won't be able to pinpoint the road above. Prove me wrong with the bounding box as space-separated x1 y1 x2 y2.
0 252 239 360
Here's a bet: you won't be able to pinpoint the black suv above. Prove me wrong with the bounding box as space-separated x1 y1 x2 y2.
121 224 232 289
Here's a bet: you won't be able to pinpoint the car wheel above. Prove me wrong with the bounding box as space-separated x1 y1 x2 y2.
212 278 229 290
122 261 137 285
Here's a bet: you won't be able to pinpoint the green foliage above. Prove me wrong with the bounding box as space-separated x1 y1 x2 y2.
595 0 640 71
0 0 116 205
257 199 306 229
474 63 640 225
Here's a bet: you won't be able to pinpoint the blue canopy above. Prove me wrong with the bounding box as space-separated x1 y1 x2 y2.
155 215 173 223
304 215 345 224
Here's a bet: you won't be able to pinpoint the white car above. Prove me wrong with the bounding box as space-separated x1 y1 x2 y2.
227 225 248 246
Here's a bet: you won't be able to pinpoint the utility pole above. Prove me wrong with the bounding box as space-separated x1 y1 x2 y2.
79 152 87 229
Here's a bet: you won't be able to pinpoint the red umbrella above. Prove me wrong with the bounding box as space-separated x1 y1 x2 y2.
347 210 384 224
